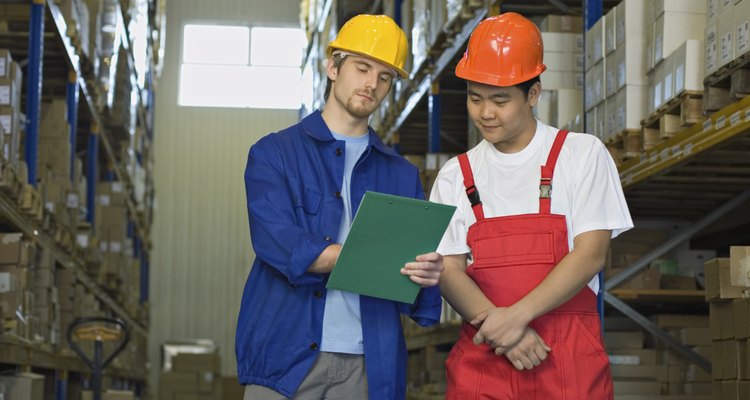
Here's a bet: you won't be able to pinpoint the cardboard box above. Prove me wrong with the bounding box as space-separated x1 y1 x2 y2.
730 246 750 287
613 380 661 395
652 314 709 329
654 0 709 16
610 348 660 365
604 7 616 55
685 363 712 382
0 49 13 78
711 341 723 380
543 71 584 90
719 9 736 68
672 39 704 96
585 17 605 69
653 12 706 66
707 0 720 23
615 84 648 132
544 51 583 72
542 32 584 53
609 268 661 290
736 0 750 58
660 275 697 290
615 0 648 48
172 353 221 373
538 15 583 33
705 258 745 301
0 373 44 400
609 364 666 381
605 95 617 141
605 52 618 98
678 328 712 346
739 339 750 379
733 299 750 340
0 233 24 265
722 340 738 379
605 330 644 350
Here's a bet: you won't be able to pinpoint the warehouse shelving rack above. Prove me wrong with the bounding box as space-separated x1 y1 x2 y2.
0 0 156 395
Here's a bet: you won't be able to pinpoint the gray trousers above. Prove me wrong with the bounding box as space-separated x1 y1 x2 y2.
243 352 368 400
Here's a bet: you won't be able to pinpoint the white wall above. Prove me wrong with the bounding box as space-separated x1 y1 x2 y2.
150 0 301 389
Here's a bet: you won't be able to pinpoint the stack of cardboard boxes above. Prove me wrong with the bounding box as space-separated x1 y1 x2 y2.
706 247 750 399
535 15 585 130
0 233 33 338
160 351 223 399
0 48 22 172
606 314 713 399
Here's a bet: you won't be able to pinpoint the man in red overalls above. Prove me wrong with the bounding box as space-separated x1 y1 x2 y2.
430 13 633 399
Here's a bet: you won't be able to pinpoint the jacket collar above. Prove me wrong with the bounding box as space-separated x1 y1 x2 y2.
301 110 400 158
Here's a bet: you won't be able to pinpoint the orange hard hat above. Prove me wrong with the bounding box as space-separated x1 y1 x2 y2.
455 13 546 87
327 14 409 78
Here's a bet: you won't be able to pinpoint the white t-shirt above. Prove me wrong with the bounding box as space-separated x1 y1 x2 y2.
429 120 633 293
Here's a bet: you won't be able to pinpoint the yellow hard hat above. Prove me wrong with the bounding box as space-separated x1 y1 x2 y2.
327 14 409 78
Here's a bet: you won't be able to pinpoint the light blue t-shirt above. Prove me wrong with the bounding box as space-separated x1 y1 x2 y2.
320 131 370 354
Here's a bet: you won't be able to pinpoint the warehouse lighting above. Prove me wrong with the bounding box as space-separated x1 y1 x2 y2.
250 27 306 67
179 24 306 109
182 24 250 65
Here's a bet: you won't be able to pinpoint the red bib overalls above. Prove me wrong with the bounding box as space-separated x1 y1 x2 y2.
445 130 613 400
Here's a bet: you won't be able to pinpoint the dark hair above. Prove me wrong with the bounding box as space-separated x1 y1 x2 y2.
323 54 347 101
516 75 541 99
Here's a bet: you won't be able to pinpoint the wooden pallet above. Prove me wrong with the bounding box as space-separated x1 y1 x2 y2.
605 129 641 166
704 51 750 113
640 91 704 150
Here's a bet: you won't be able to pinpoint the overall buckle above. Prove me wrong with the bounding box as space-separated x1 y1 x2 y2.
540 178 552 199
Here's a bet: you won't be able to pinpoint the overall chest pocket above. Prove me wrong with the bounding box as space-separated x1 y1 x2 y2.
471 231 556 268
290 181 322 215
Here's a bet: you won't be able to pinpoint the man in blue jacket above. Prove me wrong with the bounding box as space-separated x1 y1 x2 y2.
236 15 444 400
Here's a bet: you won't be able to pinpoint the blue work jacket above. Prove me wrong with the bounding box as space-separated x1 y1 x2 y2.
235 110 442 399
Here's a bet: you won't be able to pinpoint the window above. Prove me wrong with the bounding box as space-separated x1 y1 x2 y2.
179 24 307 109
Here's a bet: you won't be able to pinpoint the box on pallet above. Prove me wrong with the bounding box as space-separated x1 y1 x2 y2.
616 84 648 133
736 0 750 59
672 40 704 96
719 7 736 68
730 246 750 287
653 12 706 67
585 17 604 70
705 258 745 301
538 15 583 33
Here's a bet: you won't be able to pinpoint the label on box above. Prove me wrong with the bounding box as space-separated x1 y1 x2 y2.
109 241 122 253
675 64 685 94
99 241 108 252
0 272 14 292
98 194 110 206
618 62 626 87
576 73 584 89
606 70 616 96
594 38 602 61
616 19 625 46
0 115 10 134
617 106 625 131
0 86 9 105
66 193 78 209
707 31 718 71
576 35 584 51
655 35 663 62
112 182 123 193
76 234 89 248
739 21 749 54
45 201 55 213
664 73 672 101
721 32 733 63
654 82 663 108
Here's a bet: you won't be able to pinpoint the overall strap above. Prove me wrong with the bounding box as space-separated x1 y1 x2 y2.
457 153 485 221
539 130 570 214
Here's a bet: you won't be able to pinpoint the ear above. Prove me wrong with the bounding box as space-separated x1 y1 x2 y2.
528 81 542 107
326 57 338 81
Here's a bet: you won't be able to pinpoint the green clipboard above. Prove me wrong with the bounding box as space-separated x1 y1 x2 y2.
326 191 456 304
